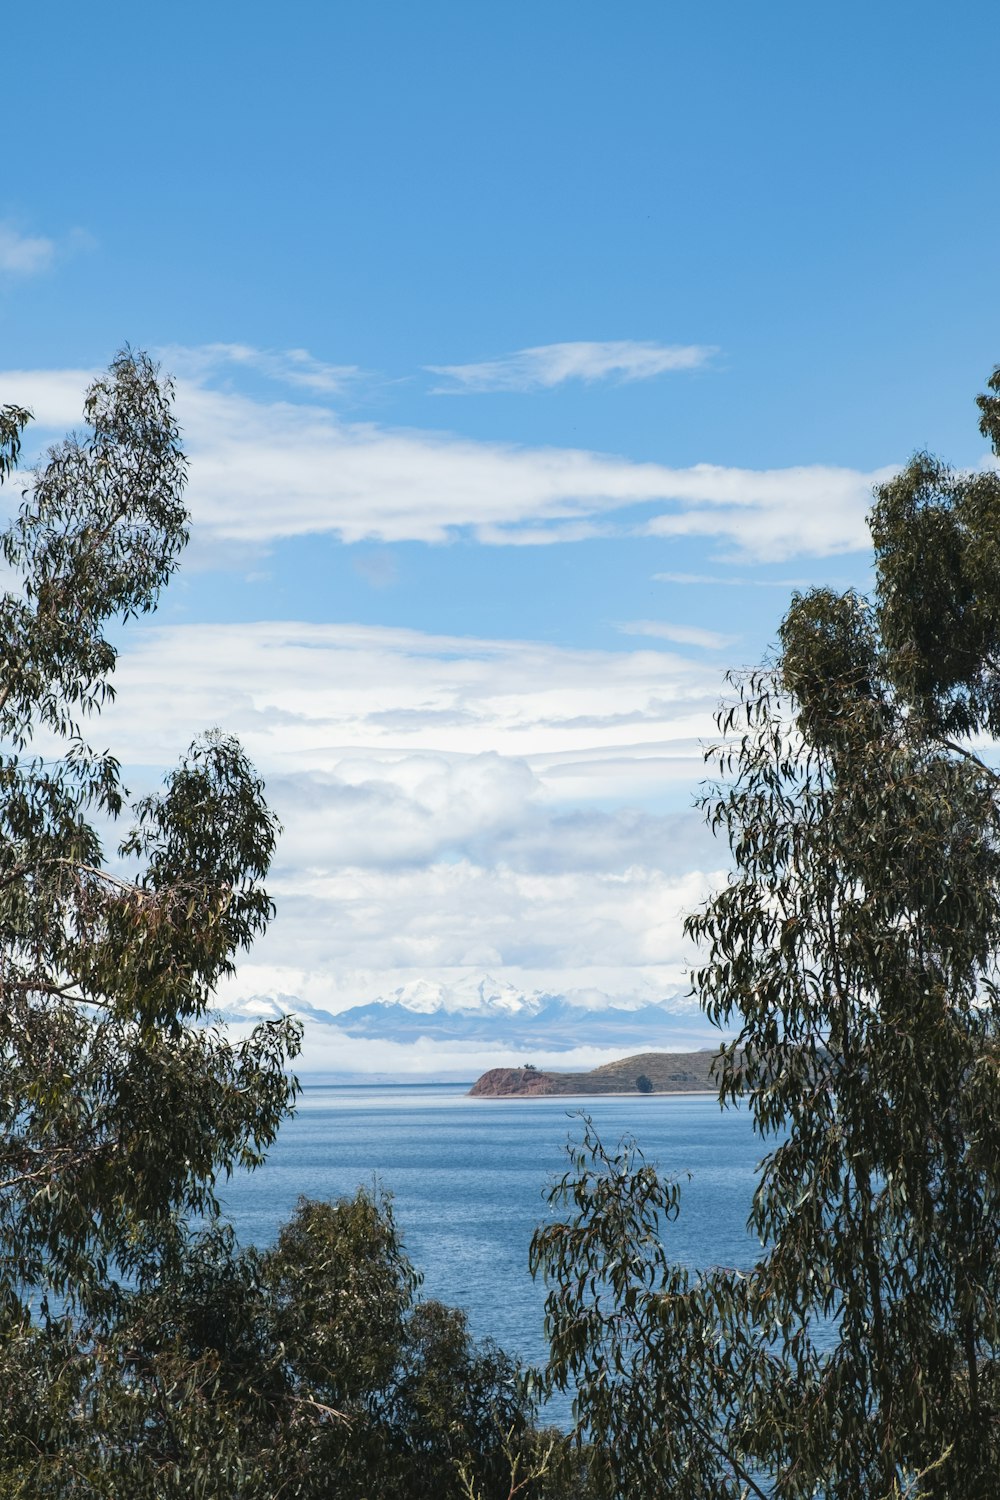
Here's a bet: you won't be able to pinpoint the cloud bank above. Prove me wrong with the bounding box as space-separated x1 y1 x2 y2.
173 386 892 560
91 618 729 1034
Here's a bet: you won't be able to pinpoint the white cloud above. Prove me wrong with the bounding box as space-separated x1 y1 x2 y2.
0 368 97 429
214 838 725 1063
158 342 362 395
264 861 715 973
99 619 723 786
641 462 894 562
0 224 55 276
655 571 809 588
266 755 539 869
616 620 738 650
83 618 732 1024
426 339 714 393
257 768 716 876
1 358 892 562
168 384 887 560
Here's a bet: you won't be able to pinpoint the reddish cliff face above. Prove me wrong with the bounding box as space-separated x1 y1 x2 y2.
468 1067 561 1097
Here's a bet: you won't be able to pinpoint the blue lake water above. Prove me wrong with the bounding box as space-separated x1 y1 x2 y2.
220 1083 766 1393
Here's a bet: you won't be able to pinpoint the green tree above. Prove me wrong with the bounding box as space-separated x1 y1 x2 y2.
0 350 300 1323
0 355 584 1499
532 366 1000 1498
0 1188 579 1499
635 1073 653 1094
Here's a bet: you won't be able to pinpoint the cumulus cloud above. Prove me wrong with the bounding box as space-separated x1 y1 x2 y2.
425 339 714 393
223 861 723 1033
218 851 728 1068
265 755 539 870
258 768 717 877
0 224 56 276
207 849 725 1059
269 861 713 971
1 356 891 561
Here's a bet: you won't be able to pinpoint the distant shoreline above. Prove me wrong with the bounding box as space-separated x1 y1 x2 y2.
468 1050 723 1098
470 1087 719 1101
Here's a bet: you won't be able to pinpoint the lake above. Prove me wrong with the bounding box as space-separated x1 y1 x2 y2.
220 1083 765 1396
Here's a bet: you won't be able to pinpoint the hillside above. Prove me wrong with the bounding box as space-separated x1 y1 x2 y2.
468 1049 723 1097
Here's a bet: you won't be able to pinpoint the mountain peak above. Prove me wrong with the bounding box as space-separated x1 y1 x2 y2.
369 972 540 1016
214 973 708 1057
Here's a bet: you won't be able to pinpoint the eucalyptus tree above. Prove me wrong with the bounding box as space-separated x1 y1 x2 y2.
532 368 1000 1498
0 1181 580 1499
0 358 582 1499
0 350 300 1321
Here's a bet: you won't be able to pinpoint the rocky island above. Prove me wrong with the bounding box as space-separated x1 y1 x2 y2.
468 1049 722 1097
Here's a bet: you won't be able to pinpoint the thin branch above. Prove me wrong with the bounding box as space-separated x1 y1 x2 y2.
940 736 1000 787
0 1139 117 1194
286 1392 351 1425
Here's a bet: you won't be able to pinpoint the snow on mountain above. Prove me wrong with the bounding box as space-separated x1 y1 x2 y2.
374 972 542 1020
214 974 697 1052
213 992 342 1026
372 973 538 1016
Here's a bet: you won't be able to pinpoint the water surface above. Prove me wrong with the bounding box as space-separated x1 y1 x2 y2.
221 1084 764 1378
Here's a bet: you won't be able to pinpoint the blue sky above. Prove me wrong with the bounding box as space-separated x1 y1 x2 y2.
3 2 999 1068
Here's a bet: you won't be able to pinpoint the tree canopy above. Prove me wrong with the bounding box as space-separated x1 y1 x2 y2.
17 348 1000 1496
0 352 585 1499
0 351 300 1324
531 365 1000 1498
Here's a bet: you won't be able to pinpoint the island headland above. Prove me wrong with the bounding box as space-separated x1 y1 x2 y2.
468 1049 723 1097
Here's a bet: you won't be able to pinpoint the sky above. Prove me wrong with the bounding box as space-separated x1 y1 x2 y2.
3 2 1000 1068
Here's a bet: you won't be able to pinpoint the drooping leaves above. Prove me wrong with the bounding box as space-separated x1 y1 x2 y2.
0 353 299 1322
533 364 1000 1499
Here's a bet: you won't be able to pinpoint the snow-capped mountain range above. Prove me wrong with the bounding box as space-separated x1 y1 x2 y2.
216 973 699 1050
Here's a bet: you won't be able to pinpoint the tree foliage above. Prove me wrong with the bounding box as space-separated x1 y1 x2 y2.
0 1189 582 1499
0 353 588 1498
0 351 301 1325
532 366 1000 1498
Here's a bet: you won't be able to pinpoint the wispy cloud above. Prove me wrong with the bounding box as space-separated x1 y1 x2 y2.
655 571 809 588
4 360 891 562
159 342 362 395
173 386 886 559
426 339 714 394
616 620 739 650
0 224 56 276
640 463 895 562
352 550 399 588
